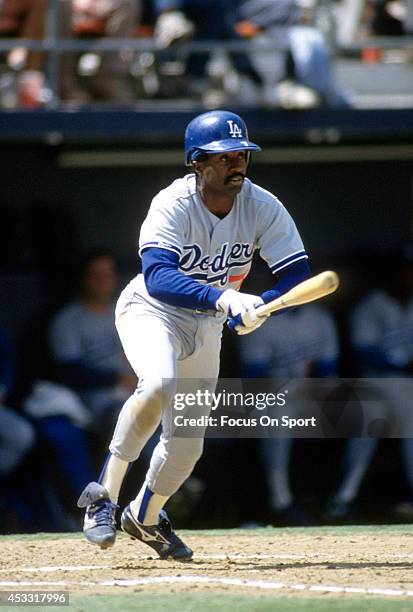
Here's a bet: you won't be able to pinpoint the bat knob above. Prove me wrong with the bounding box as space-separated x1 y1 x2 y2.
324 270 340 292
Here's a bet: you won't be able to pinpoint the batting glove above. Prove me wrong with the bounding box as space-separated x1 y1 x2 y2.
227 307 269 335
216 289 262 316
216 289 269 335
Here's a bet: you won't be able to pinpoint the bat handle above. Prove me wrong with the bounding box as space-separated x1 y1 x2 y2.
255 299 285 318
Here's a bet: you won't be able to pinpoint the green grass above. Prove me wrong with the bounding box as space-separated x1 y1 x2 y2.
184 524 413 537
1 524 413 541
68 593 413 611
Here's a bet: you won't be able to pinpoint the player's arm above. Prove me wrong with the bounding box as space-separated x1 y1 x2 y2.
227 191 310 334
260 259 311 304
142 247 222 310
227 259 311 334
142 247 263 316
140 196 264 316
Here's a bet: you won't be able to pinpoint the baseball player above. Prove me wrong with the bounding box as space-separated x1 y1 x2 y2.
77 110 310 559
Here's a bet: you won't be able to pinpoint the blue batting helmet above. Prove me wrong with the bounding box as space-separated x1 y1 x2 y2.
184 110 261 166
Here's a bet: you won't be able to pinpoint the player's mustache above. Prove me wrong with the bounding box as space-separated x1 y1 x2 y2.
225 172 245 183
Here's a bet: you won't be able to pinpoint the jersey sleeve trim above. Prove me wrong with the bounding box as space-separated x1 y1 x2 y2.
139 241 182 257
270 250 308 274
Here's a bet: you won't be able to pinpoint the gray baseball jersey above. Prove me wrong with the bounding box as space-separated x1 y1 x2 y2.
111 173 307 487
125 174 307 317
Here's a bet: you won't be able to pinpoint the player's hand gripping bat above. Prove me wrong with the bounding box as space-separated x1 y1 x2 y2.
255 270 340 318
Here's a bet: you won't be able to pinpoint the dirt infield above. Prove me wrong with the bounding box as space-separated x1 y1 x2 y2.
1 526 413 605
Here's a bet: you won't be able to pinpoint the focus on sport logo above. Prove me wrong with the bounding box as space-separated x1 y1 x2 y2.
227 120 243 138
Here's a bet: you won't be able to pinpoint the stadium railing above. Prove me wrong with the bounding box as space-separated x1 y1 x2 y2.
0 0 412 107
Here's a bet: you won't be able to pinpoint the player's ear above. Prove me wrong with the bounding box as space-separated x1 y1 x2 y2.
192 160 202 176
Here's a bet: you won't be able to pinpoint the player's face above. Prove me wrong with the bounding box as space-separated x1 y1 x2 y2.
195 150 249 197
82 256 117 303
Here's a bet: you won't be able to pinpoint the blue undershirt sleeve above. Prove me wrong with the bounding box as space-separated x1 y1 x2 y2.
141 247 223 310
260 259 311 305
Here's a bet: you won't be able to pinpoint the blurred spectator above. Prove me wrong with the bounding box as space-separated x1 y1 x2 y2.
328 244 413 521
152 0 349 108
12 302 96 520
353 0 413 39
0 326 38 532
406 0 413 32
72 0 140 100
154 2 194 48
0 405 34 473
152 0 265 105
0 0 89 106
0 0 350 107
240 303 339 525
0 0 51 107
367 0 405 36
49 249 137 433
0 327 35 478
0 320 92 532
234 0 350 108
10 250 137 512
0 0 140 107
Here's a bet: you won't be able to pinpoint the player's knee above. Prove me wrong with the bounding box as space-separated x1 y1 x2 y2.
127 379 176 431
138 378 177 413
127 395 161 433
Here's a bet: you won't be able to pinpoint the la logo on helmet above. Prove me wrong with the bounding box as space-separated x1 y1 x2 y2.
227 120 243 138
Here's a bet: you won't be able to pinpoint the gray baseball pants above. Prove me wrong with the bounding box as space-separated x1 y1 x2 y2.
111 292 222 497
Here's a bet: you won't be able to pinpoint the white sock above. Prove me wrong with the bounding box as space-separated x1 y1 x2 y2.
263 438 293 511
130 483 169 525
334 438 377 504
269 467 293 511
100 455 129 503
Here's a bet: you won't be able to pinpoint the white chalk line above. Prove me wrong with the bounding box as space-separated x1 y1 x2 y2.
0 575 412 597
1 551 412 574
1 553 412 599
0 554 316 574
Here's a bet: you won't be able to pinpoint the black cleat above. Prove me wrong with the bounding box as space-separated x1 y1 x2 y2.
77 482 118 549
121 505 193 560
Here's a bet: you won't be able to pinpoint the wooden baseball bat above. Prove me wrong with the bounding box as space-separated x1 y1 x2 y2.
255 270 340 318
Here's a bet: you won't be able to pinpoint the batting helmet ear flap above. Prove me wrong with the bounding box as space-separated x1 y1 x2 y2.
184 110 261 166
191 150 209 164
